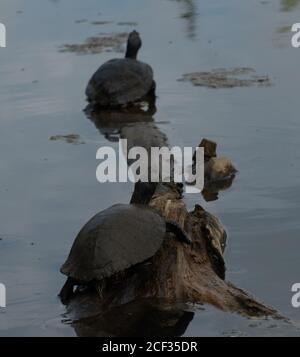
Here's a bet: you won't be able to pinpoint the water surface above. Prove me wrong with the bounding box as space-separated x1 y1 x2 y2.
0 0 300 336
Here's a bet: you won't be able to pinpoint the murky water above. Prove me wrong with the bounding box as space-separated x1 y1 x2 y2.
0 0 300 336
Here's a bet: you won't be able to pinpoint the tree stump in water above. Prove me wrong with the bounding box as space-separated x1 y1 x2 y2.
66 183 281 336
146 183 278 317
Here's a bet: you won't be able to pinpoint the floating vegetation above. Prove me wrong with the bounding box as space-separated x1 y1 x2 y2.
117 22 139 26
59 32 128 55
273 25 291 48
277 25 291 34
179 68 272 89
90 21 113 25
49 134 85 145
75 19 87 24
280 0 300 11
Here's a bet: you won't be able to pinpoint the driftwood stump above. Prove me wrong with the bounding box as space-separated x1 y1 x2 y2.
146 183 278 317
66 183 281 337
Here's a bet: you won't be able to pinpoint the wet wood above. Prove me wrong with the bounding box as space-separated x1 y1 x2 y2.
194 138 217 162
137 183 280 318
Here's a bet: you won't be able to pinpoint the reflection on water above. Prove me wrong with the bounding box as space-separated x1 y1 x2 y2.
202 176 235 202
67 292 194 337
85 104 157 142
86 106 173 183
87 106 235 199
171 0 198 38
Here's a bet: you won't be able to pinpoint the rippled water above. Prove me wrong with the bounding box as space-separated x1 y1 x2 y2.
0 0 300 336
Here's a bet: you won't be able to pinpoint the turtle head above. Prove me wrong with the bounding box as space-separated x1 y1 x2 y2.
130 181 157 205
125 30 142 60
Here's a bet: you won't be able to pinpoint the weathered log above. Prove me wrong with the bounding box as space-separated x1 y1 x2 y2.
147 183 279 318
194 138 217 163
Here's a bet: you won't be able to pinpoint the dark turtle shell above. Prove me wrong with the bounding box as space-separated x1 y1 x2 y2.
60 204 166 282
86 58 154 107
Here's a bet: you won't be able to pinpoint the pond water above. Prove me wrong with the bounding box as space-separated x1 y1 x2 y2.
0 0 300 336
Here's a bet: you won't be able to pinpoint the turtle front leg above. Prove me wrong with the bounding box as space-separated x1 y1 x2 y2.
165 220 191 245
59 277 77 305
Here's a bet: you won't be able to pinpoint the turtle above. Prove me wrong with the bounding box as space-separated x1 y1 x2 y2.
59 182 190 304
85 30 156 108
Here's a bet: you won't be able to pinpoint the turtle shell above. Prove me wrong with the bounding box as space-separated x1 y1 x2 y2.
61 204 166 282
86 58 154 106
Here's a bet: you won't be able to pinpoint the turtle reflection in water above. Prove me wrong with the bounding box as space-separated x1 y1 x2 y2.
59 182 191 305
84 103 157 142
68 295 195 337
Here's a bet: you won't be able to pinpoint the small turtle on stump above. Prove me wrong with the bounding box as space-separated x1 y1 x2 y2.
85 31 156 108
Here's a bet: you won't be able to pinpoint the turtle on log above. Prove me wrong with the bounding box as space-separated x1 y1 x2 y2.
59 183 190 304
85 31 156 108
